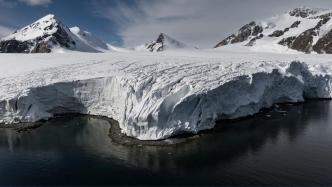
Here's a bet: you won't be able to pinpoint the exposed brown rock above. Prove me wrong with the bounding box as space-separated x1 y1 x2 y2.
314 17 331 29
291 29 316 53
51 25 75 48
245 34 264 46
277 17 331 53
290 21 301 28
144 33 186 52
215 21 263 48
269 30 284 37
0 40 31 53
31 42 52 53
251 23 264 36
313 30 332 53
214 35 235 47
278 36 297 47
269 21 301 38
289 8 318 18
312 12 332 19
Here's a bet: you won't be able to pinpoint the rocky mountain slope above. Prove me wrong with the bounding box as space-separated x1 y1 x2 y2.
215 7 332 54
136 33 187 52
0 14 110 53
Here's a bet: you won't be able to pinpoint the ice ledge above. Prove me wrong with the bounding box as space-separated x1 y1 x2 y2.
0 61 331 140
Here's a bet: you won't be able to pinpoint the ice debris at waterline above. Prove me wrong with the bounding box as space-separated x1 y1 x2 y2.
0 51 332 140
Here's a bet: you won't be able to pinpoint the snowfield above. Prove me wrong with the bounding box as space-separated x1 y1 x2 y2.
1 50 332 140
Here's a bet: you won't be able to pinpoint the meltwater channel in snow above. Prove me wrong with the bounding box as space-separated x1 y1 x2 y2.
1 50 332 140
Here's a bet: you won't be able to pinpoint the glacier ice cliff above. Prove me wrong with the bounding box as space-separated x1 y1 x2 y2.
0 52 332 140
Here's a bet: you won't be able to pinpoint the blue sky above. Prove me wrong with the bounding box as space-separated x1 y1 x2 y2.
1 0 332 48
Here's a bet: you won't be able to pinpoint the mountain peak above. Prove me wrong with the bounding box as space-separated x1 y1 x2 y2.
2 13 65 42
39 14 57 21
30 14 60 28
140 33 187 52
135 33 188 52
156 33 166 43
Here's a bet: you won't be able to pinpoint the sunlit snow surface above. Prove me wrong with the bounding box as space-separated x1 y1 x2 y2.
1 50 332 140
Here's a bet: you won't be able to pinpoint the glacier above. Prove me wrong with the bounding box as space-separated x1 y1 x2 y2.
0 51 332 140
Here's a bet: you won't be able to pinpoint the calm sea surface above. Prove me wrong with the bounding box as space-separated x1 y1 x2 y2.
0 101 332 186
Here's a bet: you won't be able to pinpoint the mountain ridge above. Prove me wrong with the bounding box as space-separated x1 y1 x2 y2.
214 7 332 54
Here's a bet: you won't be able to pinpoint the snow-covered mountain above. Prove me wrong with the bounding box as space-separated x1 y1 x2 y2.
136 33 187 52
0 14 110 53
214 7 332 54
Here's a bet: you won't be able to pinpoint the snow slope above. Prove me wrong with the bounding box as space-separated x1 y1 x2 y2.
1 50 332 140
69 26 110 52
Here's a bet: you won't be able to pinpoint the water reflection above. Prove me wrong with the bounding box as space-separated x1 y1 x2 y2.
0 101 331 185
105 101 332 174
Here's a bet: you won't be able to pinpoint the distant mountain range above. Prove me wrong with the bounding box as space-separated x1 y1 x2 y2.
0 14 188 53
3 7 332 54
214 7 332 54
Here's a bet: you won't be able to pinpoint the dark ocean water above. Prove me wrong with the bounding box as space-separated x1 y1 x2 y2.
0 101 332 186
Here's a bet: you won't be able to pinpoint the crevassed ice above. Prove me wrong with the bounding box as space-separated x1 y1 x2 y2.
0 52 332 140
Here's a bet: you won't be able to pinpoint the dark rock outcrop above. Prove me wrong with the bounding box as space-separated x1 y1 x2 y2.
289 7 319 18
51 26 75 48
31 42 52 53
314 17 331 29
278 29 317 53
291 29 316 53
312 30 332 53
147 33 166 52
269 30 284 37
269 21 301 38
0 40 32 53
214 35 235 47
144 33 186 52
215 21 263 47
278 16 331 53
278 36 297 47
290 21 301 28
246 34 264 46
145 43 163 52
312 12 332 19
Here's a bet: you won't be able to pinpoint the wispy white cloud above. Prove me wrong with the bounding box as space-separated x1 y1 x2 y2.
0 0 16 7
18 0 52 6
0 25 14 38
94 0 332 48
0 0 52 7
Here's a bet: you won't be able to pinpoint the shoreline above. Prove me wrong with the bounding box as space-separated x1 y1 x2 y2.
105 116 201 146
0 99 331 146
